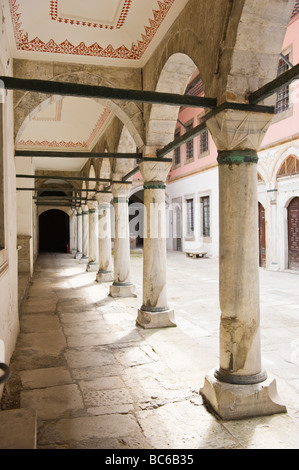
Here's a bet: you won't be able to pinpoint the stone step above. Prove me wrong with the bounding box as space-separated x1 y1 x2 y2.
0 408 37 449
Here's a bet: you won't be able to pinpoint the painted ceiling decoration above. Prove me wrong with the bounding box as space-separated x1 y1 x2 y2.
17 99 111 151
9 0 176 61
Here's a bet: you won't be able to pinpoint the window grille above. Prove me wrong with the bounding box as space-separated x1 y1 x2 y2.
277 156 299 178
186 199 194 236
276 56 290 114
201 196 210 237
185 122 193 161
199 129 209 155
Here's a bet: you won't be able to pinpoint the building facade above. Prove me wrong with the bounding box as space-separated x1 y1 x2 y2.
164 8 299 272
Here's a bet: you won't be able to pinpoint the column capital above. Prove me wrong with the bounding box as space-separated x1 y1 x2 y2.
111 183 131 200
139 160 172 184
206 108 273 151
95 192 112 205
87 200 98 211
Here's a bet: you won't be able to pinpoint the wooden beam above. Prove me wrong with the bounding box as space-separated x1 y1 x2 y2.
15 150 142 159
16 174 132 184
1 76 217 109
16 187 111 192
248 62 299 105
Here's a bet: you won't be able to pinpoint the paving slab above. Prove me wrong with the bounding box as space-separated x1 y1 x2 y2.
2 252 299 449
0 408 37 449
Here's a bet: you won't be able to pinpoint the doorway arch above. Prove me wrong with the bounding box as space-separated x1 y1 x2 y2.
258 202 266 268
39 210 70 253
288 197 299 270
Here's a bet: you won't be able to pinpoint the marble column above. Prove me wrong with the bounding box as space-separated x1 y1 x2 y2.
80 204 89 263
86 200 99 272
96 193 113 282
70 208 77 255
200 109 286 420
72 209 77 257
109 183 136 297
75 206 83 260
136 159 176 329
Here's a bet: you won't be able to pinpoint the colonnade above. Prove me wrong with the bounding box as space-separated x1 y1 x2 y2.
69 141 287 421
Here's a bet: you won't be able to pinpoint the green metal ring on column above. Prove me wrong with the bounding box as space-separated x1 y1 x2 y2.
140 305 170 313
143 182 166 190
82 211 89 215
89 209 96 213
113 197 129 204
217 149 258 165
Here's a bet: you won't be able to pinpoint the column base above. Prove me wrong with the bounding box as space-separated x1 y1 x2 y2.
96 270 114 283
75 252 82 260
200 369 287 421
86 262 98 272
80 256 89 264
136 307 176 329
109 282 137 298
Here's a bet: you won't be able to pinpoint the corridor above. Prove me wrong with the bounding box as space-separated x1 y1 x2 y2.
2 251 299 449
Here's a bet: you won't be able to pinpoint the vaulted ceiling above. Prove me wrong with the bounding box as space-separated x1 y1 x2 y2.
6 0 189 173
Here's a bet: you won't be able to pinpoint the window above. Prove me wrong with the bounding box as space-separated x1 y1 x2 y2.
277 156 299 178
186 198 194 236
201 196 210 237
276 55 290 114
185 121 193 162
174 128 181 167
199 129 209 156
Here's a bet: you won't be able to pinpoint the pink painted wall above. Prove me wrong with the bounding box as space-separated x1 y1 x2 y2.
260 12 299 148
131 11 299 187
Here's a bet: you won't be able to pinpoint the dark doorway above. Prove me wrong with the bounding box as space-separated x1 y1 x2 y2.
258 202 266 268
288 197 299 270
129 190 144 248
39 209 70 253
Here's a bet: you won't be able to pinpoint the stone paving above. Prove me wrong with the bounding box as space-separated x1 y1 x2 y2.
2 251 299 449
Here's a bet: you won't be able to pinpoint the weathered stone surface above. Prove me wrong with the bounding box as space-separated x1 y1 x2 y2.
20 384 84 420
0 409 37 449
20 367 73 389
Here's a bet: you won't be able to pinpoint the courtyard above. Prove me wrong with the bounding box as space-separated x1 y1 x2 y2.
1 250 299 449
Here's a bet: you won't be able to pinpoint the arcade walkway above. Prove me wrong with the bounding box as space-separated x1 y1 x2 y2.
2 251 299 449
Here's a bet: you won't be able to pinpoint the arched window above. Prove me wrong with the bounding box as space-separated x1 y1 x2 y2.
277 156 299 178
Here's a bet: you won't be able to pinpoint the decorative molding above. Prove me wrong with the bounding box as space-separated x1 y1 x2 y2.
9 0 175 60
50 0 132 30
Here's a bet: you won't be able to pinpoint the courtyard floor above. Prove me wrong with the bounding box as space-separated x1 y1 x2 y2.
2 250 299 450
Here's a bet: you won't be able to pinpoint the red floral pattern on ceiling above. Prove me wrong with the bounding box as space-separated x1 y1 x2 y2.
50 0 132 30
9 0 175 60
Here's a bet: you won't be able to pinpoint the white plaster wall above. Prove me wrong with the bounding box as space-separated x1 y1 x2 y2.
16 157 35 275
0 1 19 396
166 167 219 258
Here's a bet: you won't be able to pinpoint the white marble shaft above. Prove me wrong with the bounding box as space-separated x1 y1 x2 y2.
96 194 113 282
136 160 175 329
76 207 83 259
200 109 286 419
109 184 136 297
86 200 99 272
81 205 89 262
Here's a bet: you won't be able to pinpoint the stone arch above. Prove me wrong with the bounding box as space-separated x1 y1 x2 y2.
111 125 137 179
146 53 197 149
38 206 72 217
88 163 97 191
257 161 268 185
14 70 144 148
